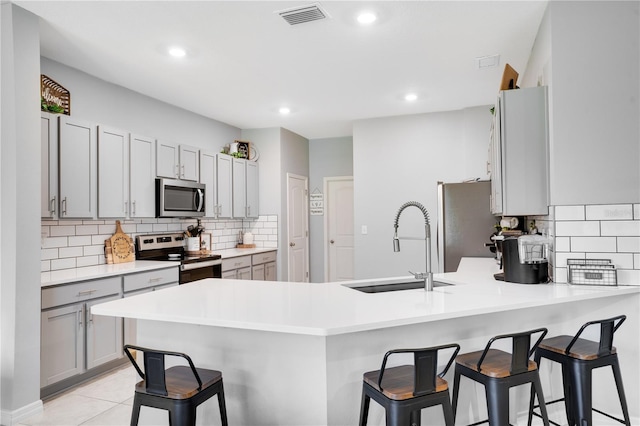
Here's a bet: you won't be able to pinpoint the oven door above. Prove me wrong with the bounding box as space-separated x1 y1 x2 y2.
179 259 222 284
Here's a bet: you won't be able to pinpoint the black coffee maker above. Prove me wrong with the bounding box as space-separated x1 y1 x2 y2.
500 236 549 284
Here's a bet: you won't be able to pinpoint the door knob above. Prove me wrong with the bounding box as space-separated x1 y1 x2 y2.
289 242 296 247
330 240 335 244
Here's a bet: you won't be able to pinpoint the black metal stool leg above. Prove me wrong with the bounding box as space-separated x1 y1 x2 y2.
528 351 542 426
130 398 142 426
452 367 461 421
485 379 509 426
533 373 551 426
217 383 229 426
611 359 631 426
442 396 455 426
570 362 593 426
409 409 421 426
359 387 371 426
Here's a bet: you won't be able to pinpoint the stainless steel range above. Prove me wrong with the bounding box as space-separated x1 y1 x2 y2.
135 233 222 284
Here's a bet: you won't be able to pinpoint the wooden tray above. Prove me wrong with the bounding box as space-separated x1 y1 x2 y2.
236 244 256 248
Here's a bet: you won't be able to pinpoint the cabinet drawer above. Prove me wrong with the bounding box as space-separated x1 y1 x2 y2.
123 268 178 293
222 256 251 272
42 277 121 310
252 251 276 265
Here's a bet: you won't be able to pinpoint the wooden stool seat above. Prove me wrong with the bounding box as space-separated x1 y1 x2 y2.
124 345 228 426
538 335 616 360
452 328 550 426
455 349 538 378
363 365 449 400
528 315 631 426
359 343 460 426
134 365 223 400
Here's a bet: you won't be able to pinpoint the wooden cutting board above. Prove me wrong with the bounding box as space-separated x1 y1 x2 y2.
108 220 134 263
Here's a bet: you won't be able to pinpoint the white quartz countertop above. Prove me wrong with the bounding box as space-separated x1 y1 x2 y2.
41 261 178 288
91 258 639 336
217 247 277 258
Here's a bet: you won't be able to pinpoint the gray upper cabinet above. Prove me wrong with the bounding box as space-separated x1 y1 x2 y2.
156 140 199 181
59 116 97 218
129 134 156 218
200 150 218 218
490 86 549 216
98 125 129 218
232 158 259 219
216 154 233 219
41 112 59 219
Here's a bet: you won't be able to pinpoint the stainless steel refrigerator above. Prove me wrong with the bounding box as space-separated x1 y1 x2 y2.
437 180 498 272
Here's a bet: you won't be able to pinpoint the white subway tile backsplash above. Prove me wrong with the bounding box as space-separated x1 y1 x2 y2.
570 237 617 253
601 221 640 236
634 204 640 220
635 253 640 268
91 234 111 245
68 235 92 246
585 252 635 269
618 237 640 253
41 260 50 272
554 206 585 221
59 246 84 258
555 252 585 268
76 225 99 235
555 221 600 237
41 248 58 260
586 204 633 221
84 245 106 256
76 256 99 268
50 225 76 237
617 269 640 286
51 258 76 270
136 224 154 233
42 236 68 249
555 237 570 252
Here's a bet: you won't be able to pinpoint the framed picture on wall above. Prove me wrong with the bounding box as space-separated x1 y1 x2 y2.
235 140 250 159
200 233 213 252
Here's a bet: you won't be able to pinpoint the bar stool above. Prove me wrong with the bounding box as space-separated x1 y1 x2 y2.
527 315 631 426
359 343 460 426
124 344 228 426
452 328 550 426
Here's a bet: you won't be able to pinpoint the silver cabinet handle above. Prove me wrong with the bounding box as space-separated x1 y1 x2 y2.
62 197 67 216
78 310 83 327
132 200 136 216
50 196 56 216
330 240 335 244
148 277 162 283
289 242 296 247
77 289 97 296
124 201 128 215
175 164 180 178
181 164 185 178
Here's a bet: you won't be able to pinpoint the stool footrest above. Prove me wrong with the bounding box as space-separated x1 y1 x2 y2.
532 401 628 425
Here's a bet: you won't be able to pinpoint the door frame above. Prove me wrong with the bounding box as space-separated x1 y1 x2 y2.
286 173 309 282
323 176 354 282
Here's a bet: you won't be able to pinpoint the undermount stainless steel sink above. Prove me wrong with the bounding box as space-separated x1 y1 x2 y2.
344 278 453 293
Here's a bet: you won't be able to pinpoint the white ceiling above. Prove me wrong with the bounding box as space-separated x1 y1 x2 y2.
16 1 548 139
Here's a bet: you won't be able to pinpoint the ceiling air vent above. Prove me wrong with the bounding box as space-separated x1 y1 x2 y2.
277 3 329 25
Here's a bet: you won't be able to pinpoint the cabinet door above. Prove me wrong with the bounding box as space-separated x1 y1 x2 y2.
200 151 218 218
179 145 199 181
41 304 84 387
252 264 265 281
238 267 252 280
98 126 129 218
265 261 276 281
41 113 58 219
86 295 123 369
232 158 247 218
156 140 179 178
246 161 259 218
130 134 156 217
490 98 503 215
221 269 237 279
59 116 97 218
216 154 233 218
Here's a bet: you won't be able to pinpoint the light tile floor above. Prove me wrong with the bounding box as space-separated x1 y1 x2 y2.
18 364 169 426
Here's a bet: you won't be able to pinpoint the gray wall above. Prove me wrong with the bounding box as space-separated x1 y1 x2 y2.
41 58 241 152
308 137 353 282
353 107 492 280
548 1 638 205
1 4 42 420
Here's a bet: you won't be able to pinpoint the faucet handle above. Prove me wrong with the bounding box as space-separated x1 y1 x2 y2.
409 270 427 280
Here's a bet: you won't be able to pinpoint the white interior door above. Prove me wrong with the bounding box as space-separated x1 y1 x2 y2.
287 174 309 282
325 177 354 282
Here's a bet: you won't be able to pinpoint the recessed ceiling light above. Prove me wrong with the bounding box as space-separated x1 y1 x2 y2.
404 93 418 102
279 107 291 115
357 12 377 25
168 46 186 58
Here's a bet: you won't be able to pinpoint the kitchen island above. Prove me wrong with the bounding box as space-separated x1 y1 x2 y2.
92 258 640 425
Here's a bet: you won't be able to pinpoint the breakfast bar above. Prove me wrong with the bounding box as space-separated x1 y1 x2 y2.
92 258 640 425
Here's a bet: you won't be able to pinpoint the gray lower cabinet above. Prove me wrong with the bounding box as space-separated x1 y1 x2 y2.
222 255 252 279
41 277 122 390
252 251 277 281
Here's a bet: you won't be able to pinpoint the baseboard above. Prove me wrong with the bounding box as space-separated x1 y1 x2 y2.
1 399 43 425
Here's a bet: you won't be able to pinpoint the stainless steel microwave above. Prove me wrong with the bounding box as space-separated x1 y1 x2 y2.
156 178 205 217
